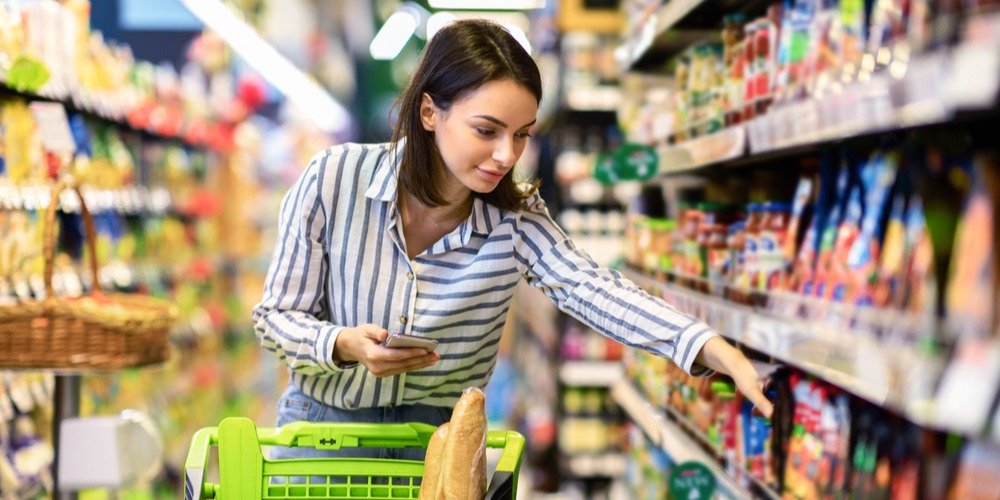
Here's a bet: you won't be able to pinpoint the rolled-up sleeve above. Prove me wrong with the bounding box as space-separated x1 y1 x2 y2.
252 152 356 375
513 197 717 375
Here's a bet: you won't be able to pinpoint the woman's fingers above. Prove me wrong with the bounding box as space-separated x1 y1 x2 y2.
732 359 774 419
740 380 774 419
369 352 441 378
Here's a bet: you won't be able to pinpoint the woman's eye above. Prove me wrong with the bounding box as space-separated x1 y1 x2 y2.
515 131 533 139
475 128 495 137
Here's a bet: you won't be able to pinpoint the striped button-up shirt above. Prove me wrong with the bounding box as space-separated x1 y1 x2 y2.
252 142 718 409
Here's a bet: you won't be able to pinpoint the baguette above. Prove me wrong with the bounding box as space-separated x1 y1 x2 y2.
440 388 487 499
419 423 449 500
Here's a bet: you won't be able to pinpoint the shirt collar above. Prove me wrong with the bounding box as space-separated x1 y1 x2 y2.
364 141 402 203
467 197 503 236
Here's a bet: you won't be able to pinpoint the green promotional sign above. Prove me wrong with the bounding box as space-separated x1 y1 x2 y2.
592 143 659 185
593 151 618 186
668 461 716 500
612 143 658 182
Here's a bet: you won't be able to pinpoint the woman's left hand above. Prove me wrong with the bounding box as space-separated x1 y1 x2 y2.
694 336 774 419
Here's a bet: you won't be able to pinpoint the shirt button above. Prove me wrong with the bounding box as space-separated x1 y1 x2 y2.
399 315 407 324
406 272 414 281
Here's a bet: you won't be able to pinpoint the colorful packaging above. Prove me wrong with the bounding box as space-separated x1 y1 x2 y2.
742 203 765 291
783 176 814 270
945 155 998 337
902 196 937 314
804 158 850 298
760 201 791 290
948 441 1000 500
742 392 776 486
706 223 731 290
847 151 899 305
873 193 907 308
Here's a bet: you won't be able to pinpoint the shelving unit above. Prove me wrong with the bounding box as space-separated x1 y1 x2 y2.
611 378 780 499
642 40 1000 178
610 8 1000 496
0 83 231 152
621 0 773 71
619 265 1000 444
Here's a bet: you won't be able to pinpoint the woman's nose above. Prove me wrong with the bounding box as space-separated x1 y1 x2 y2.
493 138 516 167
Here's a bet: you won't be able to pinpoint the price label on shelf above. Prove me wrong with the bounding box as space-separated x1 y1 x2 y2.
29 101 76 155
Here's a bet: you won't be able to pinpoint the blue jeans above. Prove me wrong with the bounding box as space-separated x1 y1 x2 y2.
271 383 453 462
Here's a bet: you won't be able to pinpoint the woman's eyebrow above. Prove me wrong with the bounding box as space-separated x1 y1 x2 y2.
472 115 537 129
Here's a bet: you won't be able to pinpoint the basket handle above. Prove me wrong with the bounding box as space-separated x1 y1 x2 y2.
42 180 100 300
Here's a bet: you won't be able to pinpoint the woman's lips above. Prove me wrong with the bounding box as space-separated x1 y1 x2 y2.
476 167 505 181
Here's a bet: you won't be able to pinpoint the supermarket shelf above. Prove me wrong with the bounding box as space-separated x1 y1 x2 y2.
610 379 750 500
621 0 772 71
649 40 1000 177
559 361 624 387
563 452 627 478
0 182 173 215
619 267 1000 442
656 125 746 176
0 83 223 151
661 404 782 500
745 42 999 154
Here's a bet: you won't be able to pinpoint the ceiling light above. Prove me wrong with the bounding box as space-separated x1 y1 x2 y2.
179 0 350 134
428 0 546 9
426 12 458 40
503 24 532 54
426 11 531 50
369 9 419 60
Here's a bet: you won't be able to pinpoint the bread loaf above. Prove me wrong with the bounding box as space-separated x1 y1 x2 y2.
440 388 487 499
419 423 449 500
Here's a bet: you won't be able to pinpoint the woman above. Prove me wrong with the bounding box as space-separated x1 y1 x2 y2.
253 19 772 461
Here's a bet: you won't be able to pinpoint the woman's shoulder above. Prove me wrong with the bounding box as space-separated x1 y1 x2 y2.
514 184 550 216
303 142 394 183
307 142 392 167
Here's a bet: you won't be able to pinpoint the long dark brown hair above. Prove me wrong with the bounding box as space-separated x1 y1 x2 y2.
391 19 542 211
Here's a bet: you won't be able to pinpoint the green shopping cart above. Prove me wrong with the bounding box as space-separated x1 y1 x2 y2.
183 417 525 500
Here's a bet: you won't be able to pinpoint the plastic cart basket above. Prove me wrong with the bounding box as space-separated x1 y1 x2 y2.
184 417 525 500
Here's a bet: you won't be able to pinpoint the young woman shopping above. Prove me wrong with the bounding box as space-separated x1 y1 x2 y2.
254 19 772 461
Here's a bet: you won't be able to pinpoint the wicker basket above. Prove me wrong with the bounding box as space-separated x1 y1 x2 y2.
0 181 176 370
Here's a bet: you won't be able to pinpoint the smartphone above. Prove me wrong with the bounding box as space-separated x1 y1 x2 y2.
381 332 439 351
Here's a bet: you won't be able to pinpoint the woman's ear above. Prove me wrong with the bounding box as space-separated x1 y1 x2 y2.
419 93 437 132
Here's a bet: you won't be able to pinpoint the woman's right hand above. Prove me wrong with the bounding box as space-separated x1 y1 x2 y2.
333 324 440 377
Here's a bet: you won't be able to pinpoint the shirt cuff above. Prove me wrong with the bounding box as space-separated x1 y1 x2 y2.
672 322 719 376
315 325 358 372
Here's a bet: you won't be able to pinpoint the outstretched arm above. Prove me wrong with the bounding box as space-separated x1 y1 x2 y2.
695 337 773 418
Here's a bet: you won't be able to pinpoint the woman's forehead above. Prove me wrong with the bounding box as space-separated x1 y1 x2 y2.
452 80 538 125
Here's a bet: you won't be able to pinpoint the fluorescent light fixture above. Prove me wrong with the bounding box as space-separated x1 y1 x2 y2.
427 11 531 54
429 0 546 9
369 9 419 60
503 24 532 54
426 12 458 40
179 0 350 134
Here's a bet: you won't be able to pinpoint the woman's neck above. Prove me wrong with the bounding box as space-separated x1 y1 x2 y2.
401 189 473 226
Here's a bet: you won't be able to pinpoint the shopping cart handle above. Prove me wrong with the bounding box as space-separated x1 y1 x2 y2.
184 427 216 500
487 430 525 499
261 421 438 449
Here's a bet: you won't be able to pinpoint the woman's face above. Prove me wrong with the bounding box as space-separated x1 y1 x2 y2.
420 79 538 200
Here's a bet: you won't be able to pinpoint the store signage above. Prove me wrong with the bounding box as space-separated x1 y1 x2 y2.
668 461 716 500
